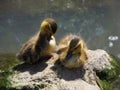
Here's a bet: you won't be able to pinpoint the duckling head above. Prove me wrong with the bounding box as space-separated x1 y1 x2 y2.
65 38 84 60
40 18 57 36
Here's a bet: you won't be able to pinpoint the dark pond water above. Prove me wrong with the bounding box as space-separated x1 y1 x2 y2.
0 0 120 89
0 0 120 59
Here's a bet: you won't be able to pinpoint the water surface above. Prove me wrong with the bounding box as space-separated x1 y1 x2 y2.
0 0 120 89
0 0 120 59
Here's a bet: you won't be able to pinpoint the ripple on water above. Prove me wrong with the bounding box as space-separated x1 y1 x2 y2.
108 41 113 48
117 54 120 59
108 36 119 41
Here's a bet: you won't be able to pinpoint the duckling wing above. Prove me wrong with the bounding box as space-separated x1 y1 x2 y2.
16 42 33 60
16 36 37 61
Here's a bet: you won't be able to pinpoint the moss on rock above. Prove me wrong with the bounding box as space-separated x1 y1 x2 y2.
96 55 120 90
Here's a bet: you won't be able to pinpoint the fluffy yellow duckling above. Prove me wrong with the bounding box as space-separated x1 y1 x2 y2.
57 34 88 68
16 18 57 64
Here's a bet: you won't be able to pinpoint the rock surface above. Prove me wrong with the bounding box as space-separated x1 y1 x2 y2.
9 49 112 90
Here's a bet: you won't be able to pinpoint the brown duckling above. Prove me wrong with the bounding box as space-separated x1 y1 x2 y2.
57 34 88 68
16 18 57 64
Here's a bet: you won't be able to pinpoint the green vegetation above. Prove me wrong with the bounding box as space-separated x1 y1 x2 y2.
96 55 120 90
0 53 20 89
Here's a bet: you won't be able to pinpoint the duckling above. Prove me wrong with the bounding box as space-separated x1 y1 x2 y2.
16 18 57 64
57 34 88 68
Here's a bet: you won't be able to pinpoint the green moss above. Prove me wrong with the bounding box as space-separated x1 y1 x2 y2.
0 72 12 89
98 79 110 90
0 53 20 71
96 55 120 90
0 53 21 89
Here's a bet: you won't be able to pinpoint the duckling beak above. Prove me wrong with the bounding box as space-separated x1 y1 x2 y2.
65 52 72 60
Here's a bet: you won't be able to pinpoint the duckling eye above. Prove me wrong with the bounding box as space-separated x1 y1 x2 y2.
71 46 78 51
73 44 81 50
73 46 78 50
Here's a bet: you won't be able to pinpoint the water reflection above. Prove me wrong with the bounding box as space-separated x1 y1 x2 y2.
108 36 119 41
0 0 120 60
108 35 119 48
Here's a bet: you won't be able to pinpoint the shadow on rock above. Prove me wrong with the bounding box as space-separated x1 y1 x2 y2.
13 56 52 75
50 60 85 81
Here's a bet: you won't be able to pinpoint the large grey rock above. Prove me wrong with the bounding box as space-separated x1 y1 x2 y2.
9 49 112 90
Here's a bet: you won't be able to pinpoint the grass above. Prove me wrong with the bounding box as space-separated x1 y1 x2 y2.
96 55 120 90
0 53 20 89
